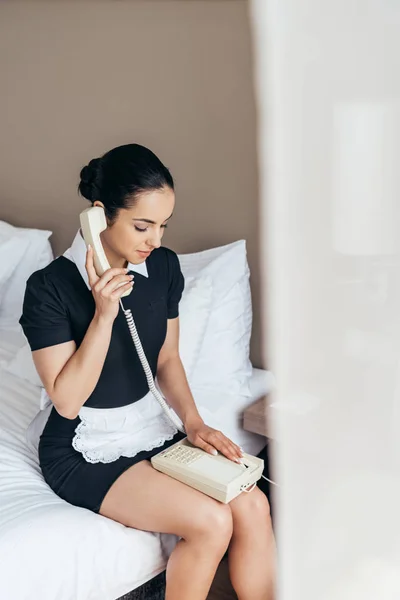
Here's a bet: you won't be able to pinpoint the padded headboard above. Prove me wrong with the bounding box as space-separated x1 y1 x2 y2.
0 0 264 368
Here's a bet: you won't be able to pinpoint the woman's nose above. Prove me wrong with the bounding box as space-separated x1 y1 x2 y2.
147 230 162 249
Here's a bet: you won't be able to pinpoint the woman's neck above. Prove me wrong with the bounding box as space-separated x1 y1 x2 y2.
100 233 128 269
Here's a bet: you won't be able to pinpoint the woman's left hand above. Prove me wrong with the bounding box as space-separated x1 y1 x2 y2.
185 421 244 464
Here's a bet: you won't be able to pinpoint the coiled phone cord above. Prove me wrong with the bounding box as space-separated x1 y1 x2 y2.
120 300 186 434
120 301 279 488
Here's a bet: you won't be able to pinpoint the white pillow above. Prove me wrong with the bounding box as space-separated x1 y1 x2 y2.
0 221 53 328
0 231 31 301
178 240 253 397
178 275 213 378
5 341 43 387
6 241 251 402
4 274 214 394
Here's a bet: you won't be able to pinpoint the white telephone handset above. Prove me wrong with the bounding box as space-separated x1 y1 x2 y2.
80 206 131 297
79 206 183 432
79 206 264 503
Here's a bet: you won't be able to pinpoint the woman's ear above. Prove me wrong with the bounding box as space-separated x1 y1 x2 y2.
93 200 105 209
92 201 112 226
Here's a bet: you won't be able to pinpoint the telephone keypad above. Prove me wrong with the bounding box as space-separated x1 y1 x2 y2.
162 445 201 465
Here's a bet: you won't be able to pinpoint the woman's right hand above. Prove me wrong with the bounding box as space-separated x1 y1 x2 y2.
85 245 134 324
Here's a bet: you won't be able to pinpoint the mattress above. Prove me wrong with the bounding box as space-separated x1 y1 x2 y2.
0 332 273 600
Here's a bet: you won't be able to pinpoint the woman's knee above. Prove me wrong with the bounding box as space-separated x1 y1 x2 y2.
249 488 271 518
231 488 271 529
186 501 233 547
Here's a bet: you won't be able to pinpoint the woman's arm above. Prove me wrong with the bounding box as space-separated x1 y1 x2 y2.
32 247 134 420
33 314 114 420
157 318 243 463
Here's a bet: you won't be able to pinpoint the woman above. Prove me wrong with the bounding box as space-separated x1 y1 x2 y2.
20 144 275 600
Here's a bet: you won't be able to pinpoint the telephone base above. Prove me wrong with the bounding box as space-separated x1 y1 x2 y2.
151 438 264 503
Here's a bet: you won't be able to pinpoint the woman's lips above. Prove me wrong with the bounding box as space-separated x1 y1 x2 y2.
137 250 151 258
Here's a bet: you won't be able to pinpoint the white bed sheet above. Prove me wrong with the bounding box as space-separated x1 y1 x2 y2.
0 327 25 365
0 335 273 600
194 369 274 458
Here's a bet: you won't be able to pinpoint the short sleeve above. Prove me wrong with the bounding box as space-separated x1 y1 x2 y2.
19 270 74 351
166 250 185 319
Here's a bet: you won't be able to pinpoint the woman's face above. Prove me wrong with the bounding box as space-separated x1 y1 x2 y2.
96 186 175 267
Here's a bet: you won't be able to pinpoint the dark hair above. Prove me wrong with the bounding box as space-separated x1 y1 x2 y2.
78 144 174 221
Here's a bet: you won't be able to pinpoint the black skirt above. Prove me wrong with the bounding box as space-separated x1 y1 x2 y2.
39 407 185 513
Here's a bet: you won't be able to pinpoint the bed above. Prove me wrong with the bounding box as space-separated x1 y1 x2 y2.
0 223 272 599
0 328 272 600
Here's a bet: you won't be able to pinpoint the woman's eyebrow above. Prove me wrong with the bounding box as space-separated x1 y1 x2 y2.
133 213 173 225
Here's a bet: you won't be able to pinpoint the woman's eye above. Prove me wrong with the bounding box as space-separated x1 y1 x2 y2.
134 224 168 233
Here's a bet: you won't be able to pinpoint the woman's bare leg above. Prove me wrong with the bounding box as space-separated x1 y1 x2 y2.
228 488 275 600
100 460 233 600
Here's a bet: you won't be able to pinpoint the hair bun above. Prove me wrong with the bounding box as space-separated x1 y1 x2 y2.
78 158 101 202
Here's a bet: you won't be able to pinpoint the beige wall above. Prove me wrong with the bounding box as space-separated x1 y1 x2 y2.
0 0 263 367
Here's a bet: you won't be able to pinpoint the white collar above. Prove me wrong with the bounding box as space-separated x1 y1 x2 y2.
64 230 149 289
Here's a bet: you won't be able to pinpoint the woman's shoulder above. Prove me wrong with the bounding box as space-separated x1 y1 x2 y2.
150 245 179 262
26 256 80 293
20 257 78 350
149 248 184 315
150 246 181 270
149 246 182 280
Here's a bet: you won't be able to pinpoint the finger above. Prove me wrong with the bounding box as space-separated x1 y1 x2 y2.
94 267 130 291
216 441 241 463
94 270 131 293
85 246 99 288
96 268 130 291
224 438 243 459
99 274 134 295
224 441 242 461
192 436 218 457
215 431 243 459
206 432 241 463
110 280 135 301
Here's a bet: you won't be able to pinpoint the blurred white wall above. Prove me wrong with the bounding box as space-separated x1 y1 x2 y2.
250 1 400 598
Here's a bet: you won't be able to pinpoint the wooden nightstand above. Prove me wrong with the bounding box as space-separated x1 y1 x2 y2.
243 395 269 437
